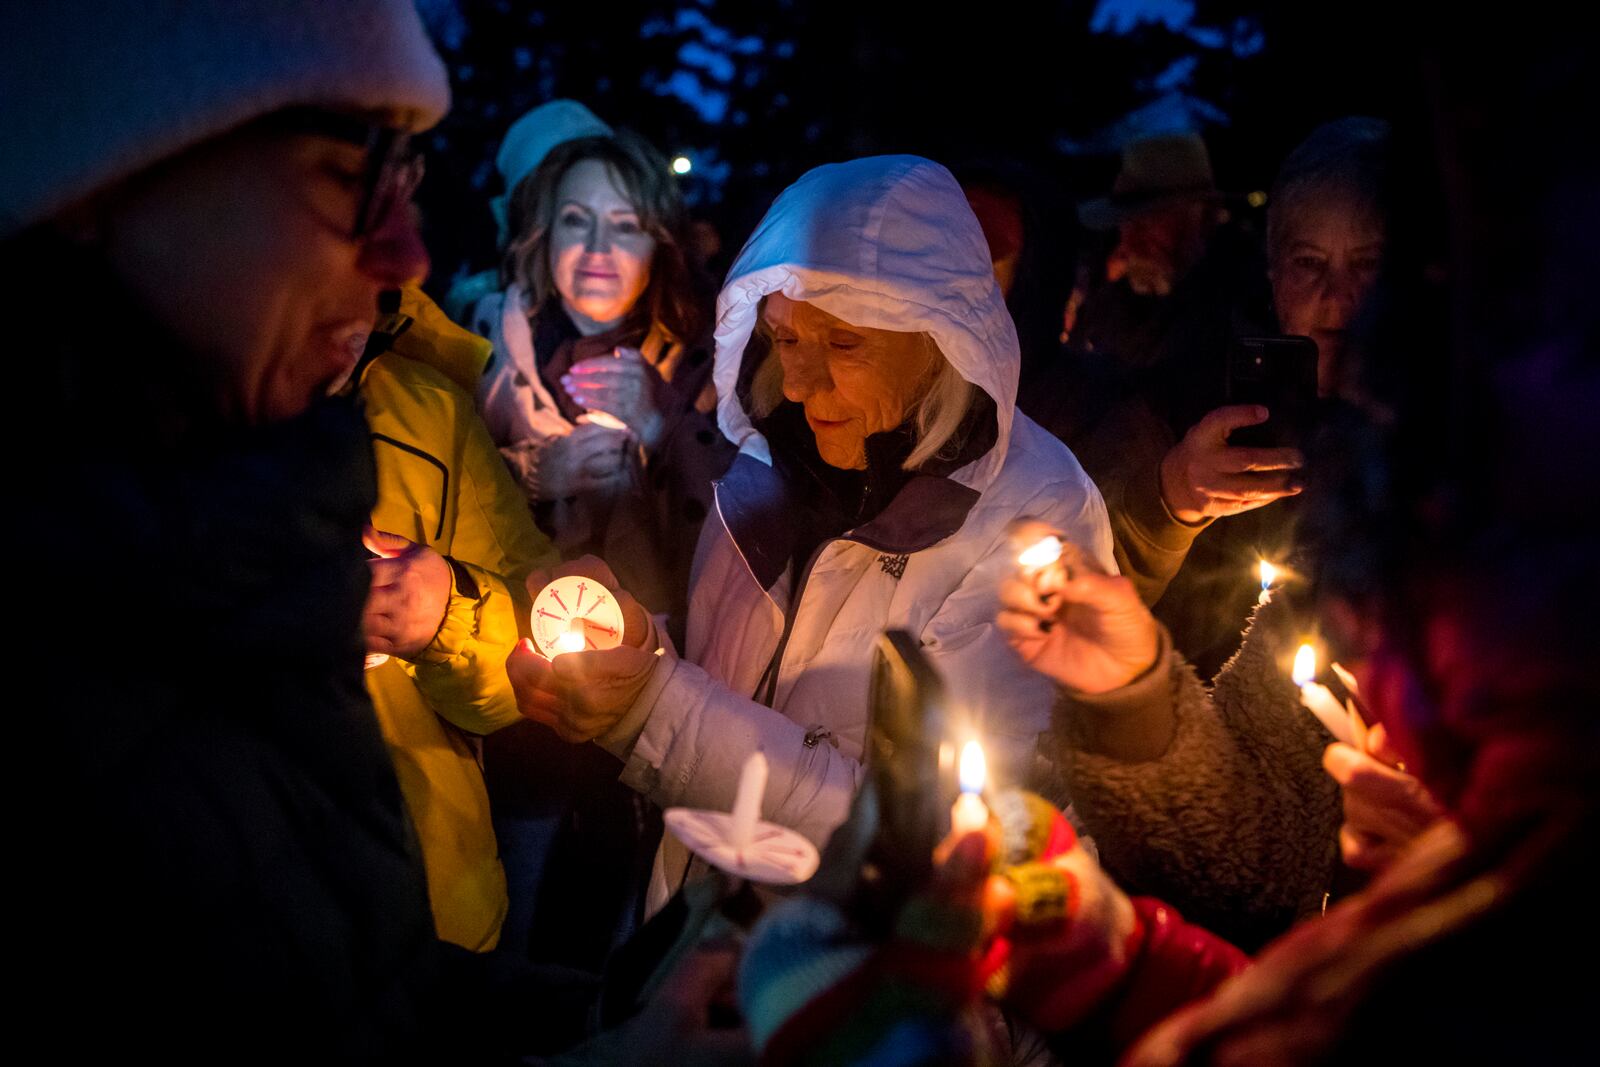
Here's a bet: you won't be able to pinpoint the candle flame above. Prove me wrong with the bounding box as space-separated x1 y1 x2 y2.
1258 559 1278 590
1018 535 1064 570
552 619 586 656
959 740 987 794
1292 643 1317 687
583 410 628 432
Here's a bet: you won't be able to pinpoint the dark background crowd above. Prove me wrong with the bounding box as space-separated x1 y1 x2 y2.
413 1 1413 295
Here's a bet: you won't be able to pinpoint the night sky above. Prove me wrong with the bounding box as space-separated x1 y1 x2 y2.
414 1 1418 293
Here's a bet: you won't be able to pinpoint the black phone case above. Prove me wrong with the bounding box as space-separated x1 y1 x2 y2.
1227 335 1319 447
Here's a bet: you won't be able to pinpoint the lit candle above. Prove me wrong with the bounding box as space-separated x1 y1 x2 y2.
950 740 990 835
1329 661 1360 695
583 410 628 432
729 749 768 851
1293 643 1356 746
1257 559 1278 605
1329 662 1370 749
1018 535 1064 573
551 617 587 657
530 574 625 658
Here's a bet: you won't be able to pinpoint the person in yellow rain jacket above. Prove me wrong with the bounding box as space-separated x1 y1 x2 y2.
355 286 557 951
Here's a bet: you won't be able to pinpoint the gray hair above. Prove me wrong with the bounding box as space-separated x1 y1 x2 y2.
747 310 976 471
1267 117 1393 267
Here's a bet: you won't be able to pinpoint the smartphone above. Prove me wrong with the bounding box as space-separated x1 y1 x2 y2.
861 631 957 924
1225 335 1319 447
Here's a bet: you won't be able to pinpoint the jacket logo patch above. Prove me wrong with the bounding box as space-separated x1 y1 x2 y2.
878 553 909 580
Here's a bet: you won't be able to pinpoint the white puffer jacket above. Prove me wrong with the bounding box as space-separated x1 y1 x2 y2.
602 155 1114 911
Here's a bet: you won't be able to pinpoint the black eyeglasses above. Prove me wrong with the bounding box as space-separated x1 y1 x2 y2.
352 125 425 239
267 108 425 239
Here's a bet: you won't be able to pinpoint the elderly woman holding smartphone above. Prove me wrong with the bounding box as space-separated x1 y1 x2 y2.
1069 119 1393 679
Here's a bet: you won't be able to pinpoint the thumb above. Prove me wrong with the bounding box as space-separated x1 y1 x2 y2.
1366 722 1411 771
506 638 556 688
362 525 412 559
1047 540 1125 606
614 588 656 650
1196 404 1269 442
1321 741 1366 784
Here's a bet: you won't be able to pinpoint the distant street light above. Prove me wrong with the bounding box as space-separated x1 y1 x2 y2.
671 155 693 175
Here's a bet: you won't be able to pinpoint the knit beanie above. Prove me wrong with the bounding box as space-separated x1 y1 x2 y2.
738 897 873 1056
0 0 451 237
489 99 613 245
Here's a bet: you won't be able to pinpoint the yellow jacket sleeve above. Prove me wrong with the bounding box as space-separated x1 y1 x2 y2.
405 400 557 734
368 287 558 736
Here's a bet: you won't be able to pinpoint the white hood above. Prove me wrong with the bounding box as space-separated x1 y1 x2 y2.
713 155 1018 491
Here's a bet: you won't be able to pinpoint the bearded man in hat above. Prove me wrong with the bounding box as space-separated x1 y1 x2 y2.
1064 132 1271 416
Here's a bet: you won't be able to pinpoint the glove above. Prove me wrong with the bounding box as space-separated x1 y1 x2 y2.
985 790 1249 1046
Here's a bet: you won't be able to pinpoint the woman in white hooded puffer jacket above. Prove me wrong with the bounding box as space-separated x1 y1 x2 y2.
508 155 1115 913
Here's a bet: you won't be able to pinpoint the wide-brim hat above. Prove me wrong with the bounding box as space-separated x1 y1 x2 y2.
1077 132 1225 230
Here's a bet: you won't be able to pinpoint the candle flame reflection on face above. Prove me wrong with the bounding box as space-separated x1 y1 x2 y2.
959 740 987 794
1292 643 1317 687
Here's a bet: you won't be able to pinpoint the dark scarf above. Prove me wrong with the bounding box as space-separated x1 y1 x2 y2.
532 298 652 423
11 229 394 801
752 391 999 576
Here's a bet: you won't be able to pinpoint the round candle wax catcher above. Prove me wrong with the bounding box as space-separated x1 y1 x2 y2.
530 574 626 658
664 808 820 886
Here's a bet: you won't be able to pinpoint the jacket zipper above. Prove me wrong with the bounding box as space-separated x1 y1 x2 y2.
743 465 924 707
755 538 833 706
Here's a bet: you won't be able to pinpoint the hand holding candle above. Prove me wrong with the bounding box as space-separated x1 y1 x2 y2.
563 348 668 451
506 557 663 743
999 521 1162 696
